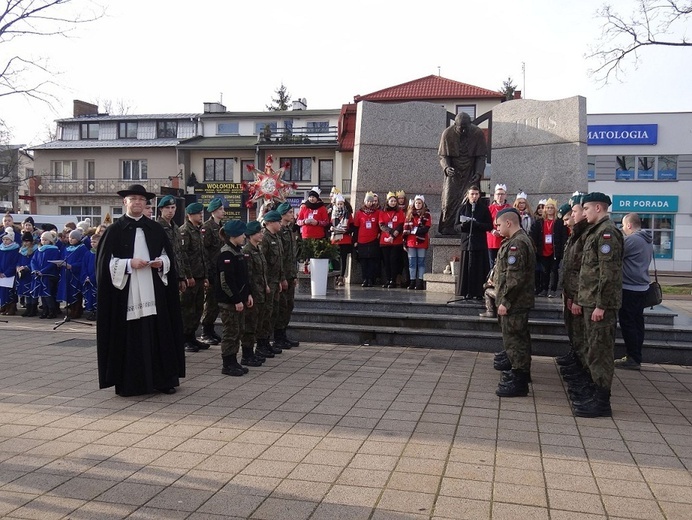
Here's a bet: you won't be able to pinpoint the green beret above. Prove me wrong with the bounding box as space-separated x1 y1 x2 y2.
277 202 292 215
581 192 611 207
186 202 204 214
222 220 246 237
157 195 175 208
495 207 520 220
569 194 585 207
207 197 223 212
245 220 262 236
557 203 572 219
263 210 281 223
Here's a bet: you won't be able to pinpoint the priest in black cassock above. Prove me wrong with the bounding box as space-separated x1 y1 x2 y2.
455 186 493 299
96 184 185 396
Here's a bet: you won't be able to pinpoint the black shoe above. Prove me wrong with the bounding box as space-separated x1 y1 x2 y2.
496 370 530 397
270 342 283 354
493 356 512 371
559 363 583 376
199 333 219 346
256 340 275 358
84 311 97 321
614 356 641 371
221 356 245 376
184 342 199 353
193 337 211 350
157 387 176 395
556 350 577 366
273 334 291 350
573 386 612 417
283 331 299 348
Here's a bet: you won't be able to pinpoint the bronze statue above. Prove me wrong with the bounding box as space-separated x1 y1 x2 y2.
438 112 487 235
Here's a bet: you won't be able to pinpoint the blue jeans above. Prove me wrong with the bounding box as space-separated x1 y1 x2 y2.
407 248 426 280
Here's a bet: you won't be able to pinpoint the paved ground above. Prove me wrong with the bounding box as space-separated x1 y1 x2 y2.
0 313 691 519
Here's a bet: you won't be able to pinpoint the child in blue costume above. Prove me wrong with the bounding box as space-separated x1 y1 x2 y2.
57 229 88 318
80 225 103 321
16 232 38 317
0 227 20 315
31 231 62 319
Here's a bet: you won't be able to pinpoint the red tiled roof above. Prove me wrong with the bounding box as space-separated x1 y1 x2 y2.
354 75 503 102
337 103 357 152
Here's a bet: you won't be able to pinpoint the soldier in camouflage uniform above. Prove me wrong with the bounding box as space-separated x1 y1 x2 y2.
200 198 225 345
573 192 623 418
241 221 269 364
156 195 188 295
179 202 210 353
274 202 300 349
216 220 252 377
493 207 536 397
257 210 285 356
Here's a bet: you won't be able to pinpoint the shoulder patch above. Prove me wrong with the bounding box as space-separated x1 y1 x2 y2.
603 233 611 239
510 246 517 251
224 259 231 264
508 255 517 265
600 244 611 254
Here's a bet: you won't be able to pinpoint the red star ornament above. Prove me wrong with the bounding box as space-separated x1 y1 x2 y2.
243 155 296 208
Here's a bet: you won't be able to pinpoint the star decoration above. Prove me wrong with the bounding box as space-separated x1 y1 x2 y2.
242 155 296 208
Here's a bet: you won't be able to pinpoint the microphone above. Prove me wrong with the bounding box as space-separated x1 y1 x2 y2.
471 202 476 213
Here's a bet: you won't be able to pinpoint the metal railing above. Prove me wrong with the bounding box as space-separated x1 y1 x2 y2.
35 177 174 195
257 125 338 145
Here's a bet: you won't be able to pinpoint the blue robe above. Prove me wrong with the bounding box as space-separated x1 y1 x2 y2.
57 243 87 304
81 248 97 311
16 247 34 297
0 243 20 305
30 245 61 298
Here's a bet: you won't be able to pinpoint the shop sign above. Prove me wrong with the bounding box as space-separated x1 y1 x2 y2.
587 124 658 145
612 195 678 213
194 182 245 220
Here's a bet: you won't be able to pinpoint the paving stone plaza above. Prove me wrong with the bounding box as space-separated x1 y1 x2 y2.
0 307 691 520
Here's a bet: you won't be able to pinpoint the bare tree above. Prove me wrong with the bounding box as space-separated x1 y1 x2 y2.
0 0 104 103
94 97 135 115
588 0 692 83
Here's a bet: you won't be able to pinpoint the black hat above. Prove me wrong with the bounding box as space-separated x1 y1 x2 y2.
581 192 612 207
117 184 156 200
22 216 35 226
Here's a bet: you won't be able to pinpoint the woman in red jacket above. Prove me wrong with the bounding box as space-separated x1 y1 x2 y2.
487 183 511 267
378 192 405 288
330 194 353 287
296 187 329 240
353 192 380 287
402 195 431 290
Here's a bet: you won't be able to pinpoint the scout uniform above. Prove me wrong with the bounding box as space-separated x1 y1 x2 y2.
216 220 251 376
241 221 270 362
274 202 300 349
156 195 188 291
574 192 623 417
179 202 210 352
257 210 284 355
493 208 536 397
200 197 225 345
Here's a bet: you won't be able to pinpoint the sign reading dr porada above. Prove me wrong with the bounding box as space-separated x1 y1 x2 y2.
587 124 658 146
612 195 678 213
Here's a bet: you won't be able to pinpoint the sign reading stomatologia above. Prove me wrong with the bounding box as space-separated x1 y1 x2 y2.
587 124 658 145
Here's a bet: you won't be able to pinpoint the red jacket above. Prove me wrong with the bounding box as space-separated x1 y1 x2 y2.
330 213 353 245
296 203 329 239
379 207 405 246
403 210 431 249
487 202 511 249
353 208 380 244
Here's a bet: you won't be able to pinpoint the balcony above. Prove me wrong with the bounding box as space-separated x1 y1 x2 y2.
258 126 338 145
34 177 174 196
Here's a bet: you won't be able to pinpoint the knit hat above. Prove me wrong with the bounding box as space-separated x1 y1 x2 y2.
21 232 33 243
557 203 572 219
40 231 57 244
76 218 91 232
263 210 281 223
364 191 375 203
186 202 204 214
581 192 612 206
222 220 246 237
69 229 83 241
245 220 262 236
157 195 176 208
207 197 223 212
308 187 321 198
2 227 14 241
22 216 35 226
277 202 293 215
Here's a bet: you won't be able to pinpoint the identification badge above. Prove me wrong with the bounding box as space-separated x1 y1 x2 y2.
412 227 418 234
545 234 553 244
388 221 393 228
365 221 372 229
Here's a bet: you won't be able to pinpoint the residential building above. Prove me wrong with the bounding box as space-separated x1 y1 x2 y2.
0 144 33 213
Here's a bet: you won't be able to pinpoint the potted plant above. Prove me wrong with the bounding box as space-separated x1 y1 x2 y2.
299 238 339 296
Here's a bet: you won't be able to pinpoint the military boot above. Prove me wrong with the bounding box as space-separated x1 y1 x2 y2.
573 386 612 418
273 329 291 350
493 351 512 371
555 349 577 366
283 329 299 348
479 293 497 318
184 335 199 353
501 370 532 383
221 355 245 376
256 339 275 358
496 370 530 397
199 324 220 345
241 345 263 367
268 339 282 355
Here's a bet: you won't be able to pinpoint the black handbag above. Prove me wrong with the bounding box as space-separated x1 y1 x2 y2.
643 256 663 308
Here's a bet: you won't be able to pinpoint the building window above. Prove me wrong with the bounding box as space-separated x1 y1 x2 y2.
241 160 255 182
122 159 147 180
26 168 34 178
587 155 595 181
613 213 674 259
157 121 178 138
80 122 99 140
217 123 239 135
307 121 329 133
255 122 277 135
615 155 677 181
52 160 77 181
280 157 312 182
318 159 333 188
204 158 234 181
112 206 123 218
60 206 102 226
456 105 476 120
118 122 138 139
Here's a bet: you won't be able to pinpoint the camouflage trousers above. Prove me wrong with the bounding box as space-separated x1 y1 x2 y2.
563 300 587 366
275 279 296 330
219 303 244 357
500 311 532 372
583 307 617 388
257 284 280 341
180 279 205 336
201 282 219 327
242 300 263 347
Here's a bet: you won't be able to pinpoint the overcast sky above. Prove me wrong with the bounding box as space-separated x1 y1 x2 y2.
3 0 692 146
